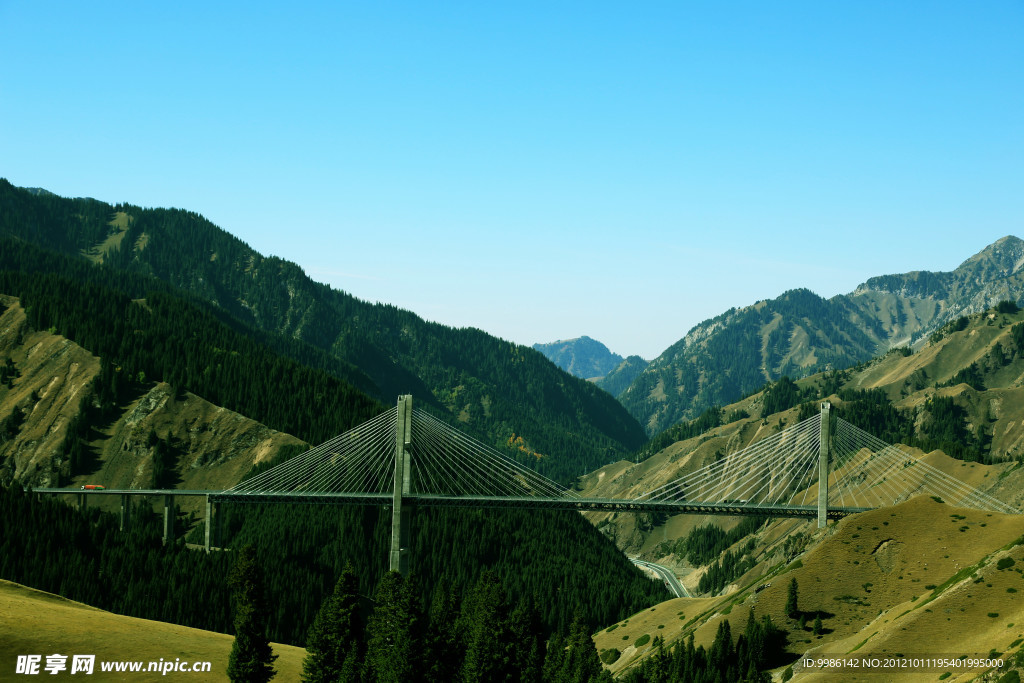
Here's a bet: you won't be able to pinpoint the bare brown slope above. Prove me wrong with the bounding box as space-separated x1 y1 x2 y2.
580 406 797 558
0 296 99 485
586 307 1024 562
596 496 1024 680
0 579 304 681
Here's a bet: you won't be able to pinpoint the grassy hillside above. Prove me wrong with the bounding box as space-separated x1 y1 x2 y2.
581 304 1024 677
0 579 306 682
595 497 1024 681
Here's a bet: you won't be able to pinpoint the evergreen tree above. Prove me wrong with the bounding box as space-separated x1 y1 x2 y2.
508 594 545 683
555 614 606 683
786 577 799 619
459 571 514 682
364 571 423 683
424 579 462 683
302 563 363 683
709 619 733 676
541 631 567 683
227 545 277 683
813 613 823 636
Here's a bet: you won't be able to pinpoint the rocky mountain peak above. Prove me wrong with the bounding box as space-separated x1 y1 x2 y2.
955 235 1024 280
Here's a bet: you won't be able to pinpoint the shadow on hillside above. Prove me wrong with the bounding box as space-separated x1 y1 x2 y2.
72 382 153 481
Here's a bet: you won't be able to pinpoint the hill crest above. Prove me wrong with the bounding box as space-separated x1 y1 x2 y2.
532 335 627 380
0 579 306 682
0 179 646 481
620 236 1024 433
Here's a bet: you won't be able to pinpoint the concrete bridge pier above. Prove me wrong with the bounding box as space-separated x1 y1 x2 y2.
389 395 413 576
163 495 175 545
204 495 218 552
119 494 131 531
77 492 88 512
817 402 831 528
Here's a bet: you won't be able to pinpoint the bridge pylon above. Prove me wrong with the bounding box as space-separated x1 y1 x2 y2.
389 395 413 575
817 401 831 528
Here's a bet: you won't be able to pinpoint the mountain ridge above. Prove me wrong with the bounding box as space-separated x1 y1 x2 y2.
0 180 645 481
532 335 628 380
619 236 1024 434
581 303 1024 675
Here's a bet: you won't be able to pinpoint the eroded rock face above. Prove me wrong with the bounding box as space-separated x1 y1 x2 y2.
101 381 303 491
0 296 303 492
0 300 100 486
872 538 903 574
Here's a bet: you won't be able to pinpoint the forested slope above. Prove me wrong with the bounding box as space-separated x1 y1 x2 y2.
0 179 645 481
0 184 669 660
0 238 384 454
620 288 883 433
0 484 667 648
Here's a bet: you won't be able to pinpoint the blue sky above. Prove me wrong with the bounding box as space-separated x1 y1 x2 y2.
1 2 1021 359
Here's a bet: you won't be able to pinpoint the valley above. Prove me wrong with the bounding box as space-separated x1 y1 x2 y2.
1 182 1023 681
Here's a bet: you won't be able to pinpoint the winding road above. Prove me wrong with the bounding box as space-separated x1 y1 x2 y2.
631 558 691 598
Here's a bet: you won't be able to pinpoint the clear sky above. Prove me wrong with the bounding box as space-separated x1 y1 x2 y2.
1 2 1021 360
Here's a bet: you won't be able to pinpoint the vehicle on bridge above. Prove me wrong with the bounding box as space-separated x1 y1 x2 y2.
80 484 105 490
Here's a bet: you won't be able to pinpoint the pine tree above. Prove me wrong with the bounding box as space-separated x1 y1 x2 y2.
302 563 362 683
786 578 799 619
459 571 514 682
424 579 461 683
227 545 277 683
813 613 823 636
541 631 566 682
558 614 605 683
709 619 733 675
365 571 423 683
508 594 544 683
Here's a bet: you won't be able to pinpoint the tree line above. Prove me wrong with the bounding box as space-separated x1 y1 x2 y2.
0 484 667 648
189 500 669 644
0 238 386 452
294 564 611 683
618 609 787 683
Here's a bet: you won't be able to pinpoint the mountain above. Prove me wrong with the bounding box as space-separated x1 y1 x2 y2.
0 179 646 481
0 297 307 495
619 236 1024 434
585 302 1024 559
595 355 649 396
852 235 1024 346
532 336 627 380
582 305 1024 676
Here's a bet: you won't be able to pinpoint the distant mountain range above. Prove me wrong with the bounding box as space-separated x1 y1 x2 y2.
615 236 1024 434
5 178 1021 457
532 337 651 402
532 336 626 379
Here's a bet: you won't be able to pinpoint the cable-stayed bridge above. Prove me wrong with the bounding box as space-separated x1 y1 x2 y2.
36 397 1017 574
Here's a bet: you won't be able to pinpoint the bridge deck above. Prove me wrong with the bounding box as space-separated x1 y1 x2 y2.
34 488 870 519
